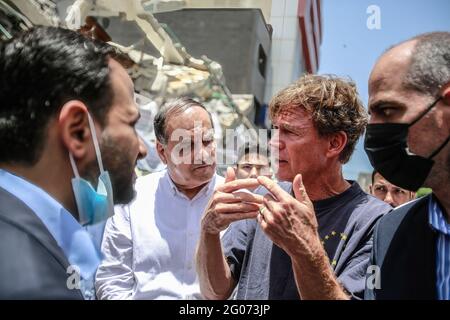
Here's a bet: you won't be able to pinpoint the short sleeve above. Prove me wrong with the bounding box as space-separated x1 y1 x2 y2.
222 219 254 282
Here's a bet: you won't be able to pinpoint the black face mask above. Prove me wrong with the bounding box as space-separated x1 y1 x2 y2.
364 96 450 191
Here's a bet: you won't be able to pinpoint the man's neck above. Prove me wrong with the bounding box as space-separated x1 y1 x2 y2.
1 162 77 218
301 167 351 202
169 175 211 200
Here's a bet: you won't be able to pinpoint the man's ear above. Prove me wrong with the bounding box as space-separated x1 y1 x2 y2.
156 141 167 164
369 184 373 194
58 101 91 160
326 131 348 159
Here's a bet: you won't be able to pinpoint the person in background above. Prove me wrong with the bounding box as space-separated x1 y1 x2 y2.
96 97 225 300
369 170 416 208
0 27 147 299
364 32 450 300
235 143 272 189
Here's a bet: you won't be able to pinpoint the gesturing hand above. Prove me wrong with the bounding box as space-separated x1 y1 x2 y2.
201 167 263 235
256 174 319 257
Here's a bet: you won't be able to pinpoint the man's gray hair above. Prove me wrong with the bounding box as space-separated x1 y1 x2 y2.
404 31 450 96
154 97 213 145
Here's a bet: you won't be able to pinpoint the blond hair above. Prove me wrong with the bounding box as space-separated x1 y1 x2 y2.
269 74 368 163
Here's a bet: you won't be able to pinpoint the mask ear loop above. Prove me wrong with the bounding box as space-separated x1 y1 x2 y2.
429 136 450 159
69 153 80 178
409 96 442 127
409 95 450 159
86 113 105 174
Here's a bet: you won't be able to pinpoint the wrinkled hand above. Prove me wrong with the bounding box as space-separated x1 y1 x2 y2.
257 174 319 257
201 167 263 235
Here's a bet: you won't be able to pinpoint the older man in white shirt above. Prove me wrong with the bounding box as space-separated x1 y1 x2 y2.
95 97 224 299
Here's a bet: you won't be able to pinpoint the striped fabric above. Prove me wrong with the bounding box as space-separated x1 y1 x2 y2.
428 196 450 300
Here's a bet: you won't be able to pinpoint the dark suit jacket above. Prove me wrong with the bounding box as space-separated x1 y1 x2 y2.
365 195 437 300
0 186 84 299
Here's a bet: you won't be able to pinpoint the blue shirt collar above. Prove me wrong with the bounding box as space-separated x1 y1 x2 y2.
0 169 101 280
428 196 450 236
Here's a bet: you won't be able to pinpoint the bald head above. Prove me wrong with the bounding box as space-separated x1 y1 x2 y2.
366 32 450 205
369 40 417 97
374 32 450 97
368 32 450 124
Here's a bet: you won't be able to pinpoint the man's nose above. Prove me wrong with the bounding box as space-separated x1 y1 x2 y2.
249 167 258 178
137 137 148 160
269 133 285 150
384 191 395 207
194 144 215 164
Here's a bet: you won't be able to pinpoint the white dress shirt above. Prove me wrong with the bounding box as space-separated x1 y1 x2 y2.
95 170 224 300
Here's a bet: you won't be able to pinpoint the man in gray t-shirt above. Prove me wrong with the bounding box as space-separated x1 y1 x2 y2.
196 75 391 300
223 181 391 299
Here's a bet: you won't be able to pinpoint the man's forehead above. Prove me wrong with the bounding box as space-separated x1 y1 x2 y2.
273 108 311 124
168 107 212 129
373 176 387 184
167 123 214 142
192 126 214 135
169 120 213 132
239 153 269 164
109 58 133 83
108 58 135 103
373 174 394 186
369 41 416 92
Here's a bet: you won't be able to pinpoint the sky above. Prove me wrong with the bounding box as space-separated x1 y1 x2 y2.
317 0 450 180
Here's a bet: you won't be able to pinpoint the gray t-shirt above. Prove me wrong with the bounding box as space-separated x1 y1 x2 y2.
222 181 392 300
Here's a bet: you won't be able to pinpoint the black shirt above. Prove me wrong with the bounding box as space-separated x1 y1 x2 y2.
222 181 392 299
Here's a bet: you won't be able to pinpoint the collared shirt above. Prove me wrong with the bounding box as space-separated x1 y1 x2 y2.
0 169 102 299
95 170 224 300
428 196 450 300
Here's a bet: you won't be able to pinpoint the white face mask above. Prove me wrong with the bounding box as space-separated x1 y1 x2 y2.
69 112 114 226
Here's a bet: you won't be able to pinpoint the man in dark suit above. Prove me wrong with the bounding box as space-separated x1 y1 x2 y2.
364 32 450 299
0 27 147 299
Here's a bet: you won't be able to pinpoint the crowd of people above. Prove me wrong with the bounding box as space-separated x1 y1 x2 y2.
0 26 448 300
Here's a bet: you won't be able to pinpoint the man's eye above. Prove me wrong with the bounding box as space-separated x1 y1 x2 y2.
394 188 406 195
375 186 386 192
379 107 398 117
279 128 295 135
371 104 400 119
